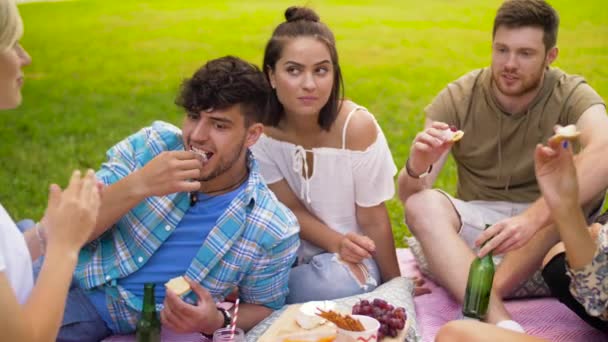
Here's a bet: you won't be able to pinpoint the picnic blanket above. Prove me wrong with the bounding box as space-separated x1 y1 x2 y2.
103 248 607 341
396 248 608 342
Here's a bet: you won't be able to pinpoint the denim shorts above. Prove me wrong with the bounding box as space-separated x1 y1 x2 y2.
286 253 381 304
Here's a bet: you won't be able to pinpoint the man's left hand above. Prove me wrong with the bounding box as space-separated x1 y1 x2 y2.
160 277 223 334
475 213 539 257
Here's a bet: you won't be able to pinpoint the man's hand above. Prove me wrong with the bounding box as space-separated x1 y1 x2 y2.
338 232 375 263
475 137 580 257
135 151 202 197
475 212 538 257
408 121 454 175
160 277 223 334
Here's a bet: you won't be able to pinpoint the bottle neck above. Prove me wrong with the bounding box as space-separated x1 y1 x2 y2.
142 284 157 313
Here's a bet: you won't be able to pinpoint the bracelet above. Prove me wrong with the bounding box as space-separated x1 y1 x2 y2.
405 158 433 179
200 307 231 338
34 222 47 255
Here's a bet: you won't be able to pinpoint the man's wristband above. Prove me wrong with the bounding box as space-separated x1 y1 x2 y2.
405 158 433 179
201 307 231 338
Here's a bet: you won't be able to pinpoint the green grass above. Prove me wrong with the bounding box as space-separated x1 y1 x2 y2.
2 0 607 247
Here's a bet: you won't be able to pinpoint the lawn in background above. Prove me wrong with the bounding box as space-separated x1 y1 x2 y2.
2 0 607 246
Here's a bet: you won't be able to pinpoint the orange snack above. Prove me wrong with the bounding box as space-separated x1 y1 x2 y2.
316 309 364 332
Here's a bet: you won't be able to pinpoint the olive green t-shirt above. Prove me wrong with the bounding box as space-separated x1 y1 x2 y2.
426 67 605 203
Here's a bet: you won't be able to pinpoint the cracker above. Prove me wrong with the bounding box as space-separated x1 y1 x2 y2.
165 276 191 296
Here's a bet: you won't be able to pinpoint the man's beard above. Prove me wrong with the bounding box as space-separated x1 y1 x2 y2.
493 63 545 98
198 136 246 182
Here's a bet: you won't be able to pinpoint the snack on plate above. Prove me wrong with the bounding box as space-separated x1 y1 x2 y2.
165 276 191 296
550 124 580 143
316 310 364 332
441 125 464 142
280 331 336 342
352 298 407 339
296 301 336 330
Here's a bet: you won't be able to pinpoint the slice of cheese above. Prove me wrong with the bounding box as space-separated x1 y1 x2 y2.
165 276 191 296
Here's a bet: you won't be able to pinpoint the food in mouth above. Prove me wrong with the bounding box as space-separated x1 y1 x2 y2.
191 146 212 164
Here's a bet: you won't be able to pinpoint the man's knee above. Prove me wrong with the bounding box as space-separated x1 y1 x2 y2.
404 190 457 235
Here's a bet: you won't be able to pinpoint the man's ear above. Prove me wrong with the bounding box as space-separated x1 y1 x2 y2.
546 46 558 66
244 123 264 148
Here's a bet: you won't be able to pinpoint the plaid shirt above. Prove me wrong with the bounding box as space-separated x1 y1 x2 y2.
75 121 300 333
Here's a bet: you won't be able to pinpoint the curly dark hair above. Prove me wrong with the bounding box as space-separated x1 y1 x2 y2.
175 56 270 126
493 0 559 51
263 6 344 131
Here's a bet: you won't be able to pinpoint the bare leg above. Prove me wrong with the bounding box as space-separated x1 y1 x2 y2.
436 320 547 342
493 224 560 299
542 242 565 268
405 190 511 323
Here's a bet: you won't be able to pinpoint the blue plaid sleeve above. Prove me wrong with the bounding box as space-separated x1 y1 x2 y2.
239 230 299 310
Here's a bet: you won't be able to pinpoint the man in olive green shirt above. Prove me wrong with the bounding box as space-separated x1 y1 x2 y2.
398 0 608 331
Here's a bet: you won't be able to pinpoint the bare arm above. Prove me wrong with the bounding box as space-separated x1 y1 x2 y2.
478 104 608 256
534 137 598 269
0 170 100 342
234 303 273 331
512 104 608 230
89 151 202 241
356 203 401 281
0 248 78 342
397 118 453 202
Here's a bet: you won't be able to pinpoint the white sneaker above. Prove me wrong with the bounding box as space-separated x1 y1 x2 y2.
496 319 525 333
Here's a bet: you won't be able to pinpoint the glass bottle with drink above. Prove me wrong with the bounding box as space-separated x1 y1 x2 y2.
136 283 161 342
462 224 496 320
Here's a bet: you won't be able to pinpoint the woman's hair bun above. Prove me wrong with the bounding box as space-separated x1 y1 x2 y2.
285 6 319 22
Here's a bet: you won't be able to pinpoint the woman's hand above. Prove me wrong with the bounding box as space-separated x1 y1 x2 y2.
535 131 580 211
42 169 101 253
338 232 375 264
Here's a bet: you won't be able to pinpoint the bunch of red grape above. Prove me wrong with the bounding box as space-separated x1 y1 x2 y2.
352 298 406 339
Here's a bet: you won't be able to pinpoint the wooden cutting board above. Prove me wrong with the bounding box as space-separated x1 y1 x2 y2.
258 304 409 342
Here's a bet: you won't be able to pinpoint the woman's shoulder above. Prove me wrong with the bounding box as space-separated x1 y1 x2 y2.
339 100 379 152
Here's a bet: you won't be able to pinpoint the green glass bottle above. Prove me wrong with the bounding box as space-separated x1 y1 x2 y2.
136 283 161 342
462 224 495 320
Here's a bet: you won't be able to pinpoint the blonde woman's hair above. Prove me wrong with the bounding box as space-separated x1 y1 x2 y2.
0 0 23 51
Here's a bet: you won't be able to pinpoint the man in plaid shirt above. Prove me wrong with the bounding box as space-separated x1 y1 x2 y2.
55 56 300 341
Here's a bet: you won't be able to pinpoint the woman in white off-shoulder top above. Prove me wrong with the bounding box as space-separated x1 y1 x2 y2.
251 6 401 303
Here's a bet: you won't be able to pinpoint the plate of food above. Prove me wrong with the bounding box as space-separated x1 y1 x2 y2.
257 297 409 342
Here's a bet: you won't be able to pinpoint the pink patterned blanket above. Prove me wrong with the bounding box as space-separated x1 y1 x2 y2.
103 249 606 341
396 248 607 342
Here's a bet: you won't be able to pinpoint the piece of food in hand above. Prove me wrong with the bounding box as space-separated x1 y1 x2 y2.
440 127 464 142
550 124 580 143
352 298 407 339
296 301 336 330
165 276 191 296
